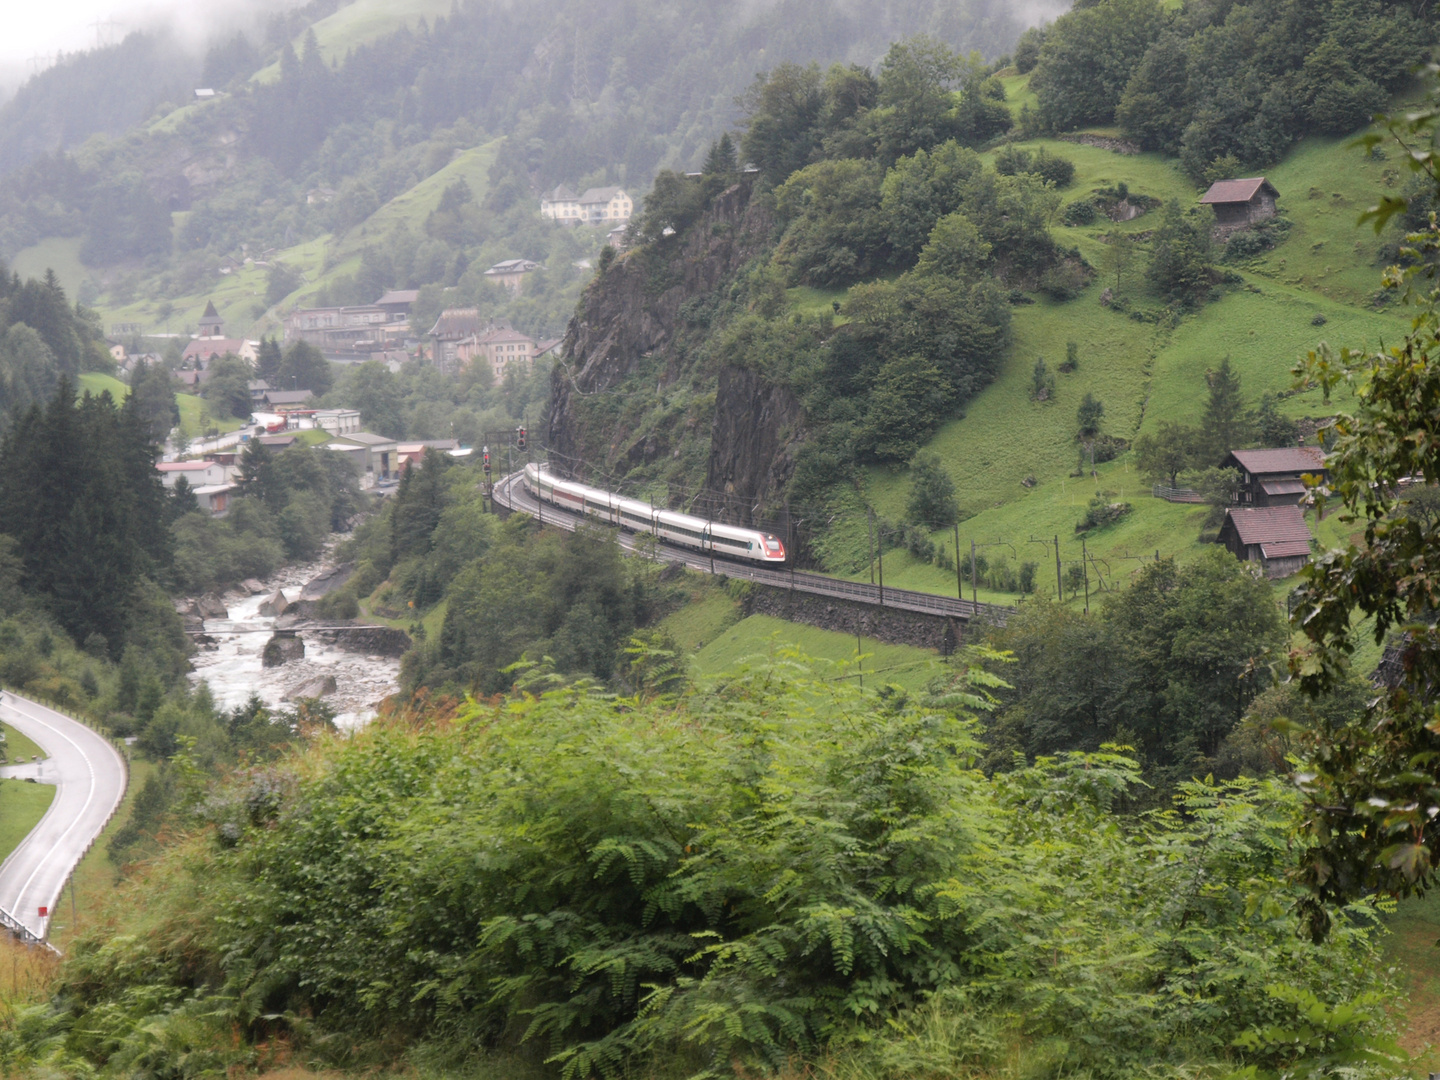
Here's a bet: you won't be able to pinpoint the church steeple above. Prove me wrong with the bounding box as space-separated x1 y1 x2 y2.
198 300 223 339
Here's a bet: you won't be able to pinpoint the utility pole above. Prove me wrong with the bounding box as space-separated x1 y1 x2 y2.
954 521 963 600
971 538 978 607
856 610 864 689
1081 537 1090 615
867 510 876 586
876 520 885 606
1054 533 1063 600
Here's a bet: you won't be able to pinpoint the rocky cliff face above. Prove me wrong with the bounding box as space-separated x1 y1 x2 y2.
706 365 803 513
544 179 803 518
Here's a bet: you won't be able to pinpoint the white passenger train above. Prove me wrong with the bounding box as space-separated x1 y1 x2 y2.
522 463 787 564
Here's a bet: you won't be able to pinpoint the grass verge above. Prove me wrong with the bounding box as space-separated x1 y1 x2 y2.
46 755 154 953
0 780 56 865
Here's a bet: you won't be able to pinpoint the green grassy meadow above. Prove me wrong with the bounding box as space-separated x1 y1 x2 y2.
848 80 1410 609
252 0 454 84
3 726 46 763
1385 892 1440 1068
10 237 91 301
691 614 941 692
0 780 55 866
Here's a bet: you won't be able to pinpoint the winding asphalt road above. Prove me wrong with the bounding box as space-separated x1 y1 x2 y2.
0 691 127 942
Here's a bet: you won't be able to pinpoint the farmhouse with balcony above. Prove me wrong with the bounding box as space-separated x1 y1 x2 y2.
1221 447 1326 507
1200 177 1279 231
1218 505 1313 579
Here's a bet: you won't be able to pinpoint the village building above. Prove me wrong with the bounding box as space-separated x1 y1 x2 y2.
191 483 236 516
541 185 633 226
312 408 363 436
1199 177 1280 231
247 379 271 402
181 337 258 371
262 389 315 410
1222 447 1326 507
396 439 462 472
197 301 225 338
1218 505 1314 579
540 185 581 221
282 295 412 361
375 289 419 319
577 186 632 224
483 258 543 296
156 459 234 489
471 325 538 381
328 431 399 485
428 308 488 373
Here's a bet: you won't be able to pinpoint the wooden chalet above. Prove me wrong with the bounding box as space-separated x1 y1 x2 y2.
1218 505 1313 579
1222 447 1325 507
1200 177 1279 229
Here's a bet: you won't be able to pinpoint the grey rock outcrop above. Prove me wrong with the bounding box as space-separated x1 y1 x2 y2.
198 594 229 619
285 674 338 700
546 178 789 498
258 590 291 617
241 579 266 595
300 563 355 601
262 633 305 667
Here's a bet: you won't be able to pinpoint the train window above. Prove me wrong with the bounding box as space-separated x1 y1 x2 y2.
766 539 781 551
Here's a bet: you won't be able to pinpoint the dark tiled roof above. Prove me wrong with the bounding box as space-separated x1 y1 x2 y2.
1260 478 1307 496
1225 505 1313 550
1227 447 1324 475
1200 177 1278 204
201 300 220 319
429 307 485 339
1261 539 1311 558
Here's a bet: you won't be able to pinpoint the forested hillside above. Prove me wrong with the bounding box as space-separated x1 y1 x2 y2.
0 0 1053 346
4 1 1440 1077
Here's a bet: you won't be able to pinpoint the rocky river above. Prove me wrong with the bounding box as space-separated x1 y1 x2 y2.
184 553 404 730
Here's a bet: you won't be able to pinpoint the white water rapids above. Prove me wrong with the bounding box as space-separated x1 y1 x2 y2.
186 555 402 731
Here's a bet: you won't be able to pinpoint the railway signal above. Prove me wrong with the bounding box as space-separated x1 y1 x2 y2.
516 426 526 450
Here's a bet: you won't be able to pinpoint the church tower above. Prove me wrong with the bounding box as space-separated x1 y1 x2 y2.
198 300 223 339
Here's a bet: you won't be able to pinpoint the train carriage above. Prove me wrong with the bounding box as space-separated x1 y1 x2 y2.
522 463 786 564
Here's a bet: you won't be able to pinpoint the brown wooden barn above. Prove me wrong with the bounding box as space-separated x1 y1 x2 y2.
1218 505 1313 579
1200 177 1279 229
1222 447 1325 507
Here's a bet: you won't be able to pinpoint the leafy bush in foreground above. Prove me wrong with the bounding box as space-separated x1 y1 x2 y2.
8 652 1395 1079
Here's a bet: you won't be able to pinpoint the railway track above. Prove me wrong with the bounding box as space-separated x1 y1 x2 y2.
492 471 1011 624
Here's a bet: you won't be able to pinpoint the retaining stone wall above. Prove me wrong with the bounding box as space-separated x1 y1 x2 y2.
741 583 969 653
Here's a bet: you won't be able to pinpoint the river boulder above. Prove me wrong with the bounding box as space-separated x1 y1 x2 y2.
258 590 291 618
262 633 305 667
285 674 337 701
198 594 229 619
241 579 266 595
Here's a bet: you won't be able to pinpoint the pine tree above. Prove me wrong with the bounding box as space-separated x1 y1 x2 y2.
702 132 738 175
1200 357 1254 463
256 337 283 382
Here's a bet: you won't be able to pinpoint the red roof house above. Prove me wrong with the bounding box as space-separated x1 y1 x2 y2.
1218 505 1313 579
